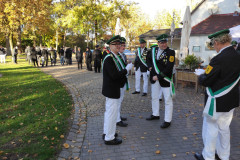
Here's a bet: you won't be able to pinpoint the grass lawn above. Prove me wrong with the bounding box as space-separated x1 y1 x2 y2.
0 56 73 160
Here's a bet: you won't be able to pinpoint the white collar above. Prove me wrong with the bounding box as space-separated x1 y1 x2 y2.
218 45 231 54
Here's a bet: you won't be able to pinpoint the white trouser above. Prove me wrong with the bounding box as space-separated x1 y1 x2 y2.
0 55 6 63
202 109 234 160
159 87 162 99
103 97 119 141
151 80 173 122
117 85 125 123
135 68 148 93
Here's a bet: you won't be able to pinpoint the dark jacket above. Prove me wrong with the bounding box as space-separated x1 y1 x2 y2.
30 48 37 60
0 48 5 55
76 50 83 62
86 50 92 61
134 47 148 72
93 49 102 62
147 47 175 87
199 46 240 112
41 49 48 58
102 52 128 99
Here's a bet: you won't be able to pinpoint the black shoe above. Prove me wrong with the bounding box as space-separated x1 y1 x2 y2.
142 93 147 96
146 115 160 120
215 154 221 160
160 121 171 128
116 121 128 127
104 138 122 145
102 133 118 140
159 99 162 101
132 91 140 94
120 116 127 121
194 153 205 160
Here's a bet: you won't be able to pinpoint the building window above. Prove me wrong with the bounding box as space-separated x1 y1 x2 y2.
192 46 200 52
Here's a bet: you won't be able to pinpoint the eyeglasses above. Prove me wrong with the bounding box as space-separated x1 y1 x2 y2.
158 41 167 44
209 39 215 47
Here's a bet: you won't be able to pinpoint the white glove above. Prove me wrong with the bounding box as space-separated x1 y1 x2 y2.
194 69 205 76
134 67 136 71
125 63 133 71
147 70 150 76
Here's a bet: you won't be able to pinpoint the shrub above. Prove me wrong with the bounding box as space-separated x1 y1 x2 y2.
184 54 199 71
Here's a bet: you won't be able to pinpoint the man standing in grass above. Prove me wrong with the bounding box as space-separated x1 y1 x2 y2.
102 35 132 145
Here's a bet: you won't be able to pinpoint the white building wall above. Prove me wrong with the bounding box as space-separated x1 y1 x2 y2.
191 0 240 27
189 35 217 65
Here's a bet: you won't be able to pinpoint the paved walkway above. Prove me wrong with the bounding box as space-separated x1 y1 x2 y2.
41 61 240 160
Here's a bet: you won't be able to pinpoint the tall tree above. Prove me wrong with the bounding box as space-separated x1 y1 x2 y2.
153 9 181 29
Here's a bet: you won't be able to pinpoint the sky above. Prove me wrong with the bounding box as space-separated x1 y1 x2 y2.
127 0 190 20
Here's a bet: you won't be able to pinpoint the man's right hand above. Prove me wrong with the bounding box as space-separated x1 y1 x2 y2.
153 76 158 81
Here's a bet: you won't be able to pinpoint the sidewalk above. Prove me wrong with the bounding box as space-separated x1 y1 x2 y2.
41 62 240 160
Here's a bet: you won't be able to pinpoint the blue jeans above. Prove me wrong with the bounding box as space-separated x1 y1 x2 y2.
60 56 64 65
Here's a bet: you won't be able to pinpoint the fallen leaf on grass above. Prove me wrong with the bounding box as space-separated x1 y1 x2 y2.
183 137 188 140
0 151 4 155
193 133 197 136
140 137 145 139
88 150 93 153
186 152 189 155
63 143 69 149
172 154 176 157
60 135 64 138
155 150 161 154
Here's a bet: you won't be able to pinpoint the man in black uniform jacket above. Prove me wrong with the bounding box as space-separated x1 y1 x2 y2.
93 45 102 73
194 29 240 160
146 34 175 129
132 39 149 96
102 35 132 145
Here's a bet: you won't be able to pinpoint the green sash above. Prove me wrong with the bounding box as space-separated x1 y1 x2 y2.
138 48 147 67
115 53 130 91
204 74 240 120
152 47 175 97
102 54 121 72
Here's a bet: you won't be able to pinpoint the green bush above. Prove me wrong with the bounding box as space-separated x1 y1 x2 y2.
184 54 199 70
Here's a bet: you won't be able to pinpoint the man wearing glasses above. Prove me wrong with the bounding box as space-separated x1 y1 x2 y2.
102 35 132 145
194 29 240 160
146 34 175 129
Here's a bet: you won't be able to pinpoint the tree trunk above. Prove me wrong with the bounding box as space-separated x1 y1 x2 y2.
87 31 89 47
94 20 97 45
63 30 66 48
55 30 58 50
9 33 14 62
39 36 42 48
17 26 22 54
6 34 11 56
